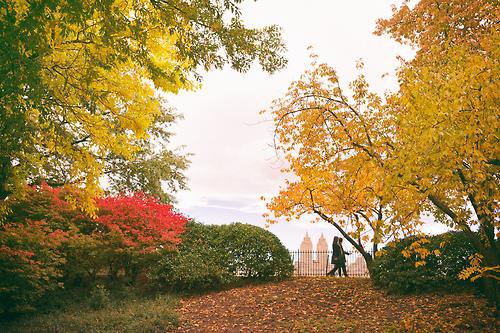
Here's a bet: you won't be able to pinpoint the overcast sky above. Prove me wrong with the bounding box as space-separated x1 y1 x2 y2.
168 0 447 250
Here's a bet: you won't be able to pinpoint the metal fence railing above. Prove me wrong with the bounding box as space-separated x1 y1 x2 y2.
289 250 370 277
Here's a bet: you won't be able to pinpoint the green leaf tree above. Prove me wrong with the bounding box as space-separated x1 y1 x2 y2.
0 0 287 213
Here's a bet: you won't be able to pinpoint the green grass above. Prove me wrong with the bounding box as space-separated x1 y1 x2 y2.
0 292 179 333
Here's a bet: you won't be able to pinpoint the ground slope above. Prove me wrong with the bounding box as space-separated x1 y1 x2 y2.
176 277 496 332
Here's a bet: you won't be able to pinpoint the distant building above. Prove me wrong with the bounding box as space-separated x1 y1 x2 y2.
294 233 333 276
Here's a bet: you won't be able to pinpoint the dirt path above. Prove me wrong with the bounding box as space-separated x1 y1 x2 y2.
176 277 496 332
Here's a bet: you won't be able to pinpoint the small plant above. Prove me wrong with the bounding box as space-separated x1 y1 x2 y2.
89 284 110 310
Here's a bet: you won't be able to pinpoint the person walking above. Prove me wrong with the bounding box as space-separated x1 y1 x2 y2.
327 237 350 277
327 236 340 276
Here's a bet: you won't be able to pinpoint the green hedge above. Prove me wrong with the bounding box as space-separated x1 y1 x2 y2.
216 223 293 279
151 223 236 290
151 222 293 291
371 232 476 294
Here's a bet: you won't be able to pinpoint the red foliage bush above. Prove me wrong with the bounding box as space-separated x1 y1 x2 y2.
96 193 188 251
8 183 89 232
1 185 189 313
0 220 66 314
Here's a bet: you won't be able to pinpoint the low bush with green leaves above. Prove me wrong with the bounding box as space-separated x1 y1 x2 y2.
152 222 236 290
216 223 294 280
371 231 476 294
151 222 293 291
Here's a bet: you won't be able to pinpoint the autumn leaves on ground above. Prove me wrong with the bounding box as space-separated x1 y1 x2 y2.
177 278 496 332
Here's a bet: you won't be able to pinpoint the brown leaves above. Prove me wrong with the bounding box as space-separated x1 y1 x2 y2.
175 278 496 332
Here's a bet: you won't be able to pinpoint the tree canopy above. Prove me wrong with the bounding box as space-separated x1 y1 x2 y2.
263 58 422 265
376 0 499 280
0 0 287 213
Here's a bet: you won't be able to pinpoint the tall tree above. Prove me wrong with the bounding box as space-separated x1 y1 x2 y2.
376 0 499 291
0 0 287 213
266 0 498 288
104 108 190 203
263 59 422 269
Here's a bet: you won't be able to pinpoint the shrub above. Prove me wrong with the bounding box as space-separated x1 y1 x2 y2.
216 223 294 280
7 183 89 232
1 185 189 313
96 193 188 252
89 193 189 283
151 222 293 291
151 222 236 290
89 284 111 310
371 231 476 294
60 233 108 286
0 220 66 314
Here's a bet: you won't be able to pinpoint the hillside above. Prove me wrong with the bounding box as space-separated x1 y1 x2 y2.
177 277 496 332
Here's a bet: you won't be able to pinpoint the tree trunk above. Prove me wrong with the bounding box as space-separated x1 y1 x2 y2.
0 157 11 201
480 247 499 307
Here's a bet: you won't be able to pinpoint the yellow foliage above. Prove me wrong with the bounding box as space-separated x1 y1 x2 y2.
458 254 500 282
415 261 426 268
263 57 422 252
400 237 440 263
376 0 499 274
459 254 484 281
471 266 500 282
263 0 499 276
2 0 195 213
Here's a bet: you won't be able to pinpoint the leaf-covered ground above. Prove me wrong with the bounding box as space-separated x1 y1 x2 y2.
176 277 496 332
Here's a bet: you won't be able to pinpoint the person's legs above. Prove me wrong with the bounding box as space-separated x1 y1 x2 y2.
329 265 339 276
340 264 348 277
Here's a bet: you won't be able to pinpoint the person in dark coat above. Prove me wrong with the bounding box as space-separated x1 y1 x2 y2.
327 236 340 276
327 236 350 277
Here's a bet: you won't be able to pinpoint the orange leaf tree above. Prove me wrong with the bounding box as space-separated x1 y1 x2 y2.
265 0 498 287
263 58 422 268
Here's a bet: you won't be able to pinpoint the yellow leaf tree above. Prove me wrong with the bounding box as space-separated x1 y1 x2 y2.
265 1 498 289
0 0 287 214
376 0 499 296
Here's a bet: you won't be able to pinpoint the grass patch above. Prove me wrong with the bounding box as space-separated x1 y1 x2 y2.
0 292 179 333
